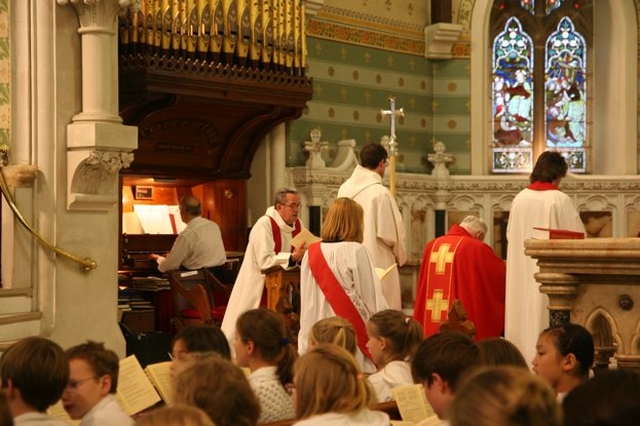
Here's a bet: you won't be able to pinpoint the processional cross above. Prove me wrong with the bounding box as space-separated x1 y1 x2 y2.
380 97 404 196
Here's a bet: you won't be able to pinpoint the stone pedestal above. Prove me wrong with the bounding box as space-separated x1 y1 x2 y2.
525 237 640 371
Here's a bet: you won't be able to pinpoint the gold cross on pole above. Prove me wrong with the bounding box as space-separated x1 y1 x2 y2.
380 97 404 197
426 289 450 322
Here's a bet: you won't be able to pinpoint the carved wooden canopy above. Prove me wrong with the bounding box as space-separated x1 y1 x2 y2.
118 54 313 180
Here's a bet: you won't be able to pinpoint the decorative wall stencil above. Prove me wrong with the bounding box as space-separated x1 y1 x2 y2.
0 0 9 146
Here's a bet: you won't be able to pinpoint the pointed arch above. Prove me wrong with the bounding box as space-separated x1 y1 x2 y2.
471 0 637 175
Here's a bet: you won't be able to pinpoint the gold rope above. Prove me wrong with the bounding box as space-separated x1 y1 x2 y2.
0 168 97 271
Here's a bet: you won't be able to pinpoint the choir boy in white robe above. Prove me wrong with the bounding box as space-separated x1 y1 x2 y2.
338 143 407 310
222 187 306 342
506 151 585 365
299 198 387 374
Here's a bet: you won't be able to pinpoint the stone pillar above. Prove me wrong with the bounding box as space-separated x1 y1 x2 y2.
56 0 138 210
535 271 579 327
428 141 453 237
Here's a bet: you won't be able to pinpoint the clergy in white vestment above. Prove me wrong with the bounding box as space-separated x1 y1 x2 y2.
338 143 407 310
299 198 388 374
505 151 585 366
221 187 306 343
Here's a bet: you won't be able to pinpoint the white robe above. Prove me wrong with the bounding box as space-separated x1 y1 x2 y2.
298 241 388 374
505 187 584 365
338 165 407 309
367 360 414 403
221 206 304 342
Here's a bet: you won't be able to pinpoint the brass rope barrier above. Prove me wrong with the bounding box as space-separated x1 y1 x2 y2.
0 168 97 271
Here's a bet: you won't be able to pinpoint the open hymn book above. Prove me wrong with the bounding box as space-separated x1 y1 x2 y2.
48 355 171 422
389 383 436 426
290 228 322 249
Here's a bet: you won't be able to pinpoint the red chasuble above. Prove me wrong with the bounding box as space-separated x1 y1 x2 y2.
413 224 506 340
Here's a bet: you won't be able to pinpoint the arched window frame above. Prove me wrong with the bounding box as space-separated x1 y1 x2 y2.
470 0 638 176
489 0 593 174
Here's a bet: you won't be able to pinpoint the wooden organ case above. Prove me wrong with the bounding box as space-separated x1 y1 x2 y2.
117 0 312 272
116 0 312 333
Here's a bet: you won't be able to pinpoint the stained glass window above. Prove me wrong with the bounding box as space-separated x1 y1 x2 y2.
520 0 534 14
492 17 534 173
545 17 587 171
546 0 564 14
490 0 591 174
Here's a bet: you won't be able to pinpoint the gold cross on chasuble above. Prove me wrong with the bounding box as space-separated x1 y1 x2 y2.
429 243 455 274
426 289 450 322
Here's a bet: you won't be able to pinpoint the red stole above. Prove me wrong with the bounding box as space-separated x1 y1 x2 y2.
269 217 302 252
528 181 558 191
307 242 373 361
418 234 465 337
262 217 301 306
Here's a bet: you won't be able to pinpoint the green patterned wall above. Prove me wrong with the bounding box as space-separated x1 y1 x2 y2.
288 9 473 174
0 0 9 146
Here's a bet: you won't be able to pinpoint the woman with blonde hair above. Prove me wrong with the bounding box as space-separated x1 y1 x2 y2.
449 365 562 426
293 344 388 425
135 405 215 426
298 198 387 374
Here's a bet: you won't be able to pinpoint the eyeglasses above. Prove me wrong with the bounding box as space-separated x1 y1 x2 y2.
66 376 97 391
281 203 302 210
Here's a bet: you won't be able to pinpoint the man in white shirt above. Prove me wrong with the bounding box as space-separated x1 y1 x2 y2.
0 336 69 426
221 187 306 342
62 341 133 426
338 143 407 309
150 195 226 272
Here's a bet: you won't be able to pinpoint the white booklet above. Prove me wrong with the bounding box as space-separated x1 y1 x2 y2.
290 228 322 249
375 263 398 281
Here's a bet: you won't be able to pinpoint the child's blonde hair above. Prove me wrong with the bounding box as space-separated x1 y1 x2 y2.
135 405 215 426
309 317 357 355
174 358 260 426
294 344 375 419
449 366 562 426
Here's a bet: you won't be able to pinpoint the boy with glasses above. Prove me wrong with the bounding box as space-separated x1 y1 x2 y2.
61 341 132 426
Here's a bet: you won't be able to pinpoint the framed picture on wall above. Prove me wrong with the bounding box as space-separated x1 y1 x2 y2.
134 186 154 200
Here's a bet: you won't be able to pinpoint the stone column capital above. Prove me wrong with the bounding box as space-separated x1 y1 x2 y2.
56 0 138 31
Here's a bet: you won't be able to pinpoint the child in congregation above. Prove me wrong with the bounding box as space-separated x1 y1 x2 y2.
173 357 260 426
62 341 133 426
532 323 594 401
411 331 482 426
562 368 640 426
449 365 562 426
170 325 231 381
0 393 10 426
366 309 424 402
0 336 69 426
308 316 357 356
293 344 389 426
477 337 528 369
234 308 297 423
135 405 215 426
